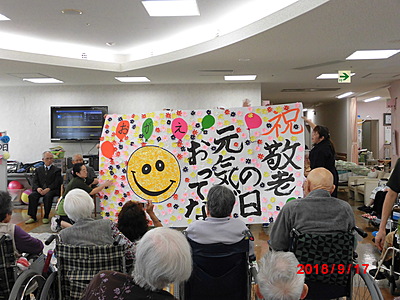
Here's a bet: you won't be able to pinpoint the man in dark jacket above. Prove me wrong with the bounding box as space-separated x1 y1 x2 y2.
25 151 62 224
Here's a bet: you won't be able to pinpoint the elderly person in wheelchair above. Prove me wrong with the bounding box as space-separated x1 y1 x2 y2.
185 184 254 256
81 227 192 300
270 167 355 251
60 188 137 264
269 168 358 299
0 190 43 255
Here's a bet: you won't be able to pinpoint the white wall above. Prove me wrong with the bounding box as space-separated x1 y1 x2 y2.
0 83 261 162
357 100 389 159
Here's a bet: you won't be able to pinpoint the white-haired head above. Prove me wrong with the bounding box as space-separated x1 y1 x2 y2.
63 189 94 222
133 227 192 291
257 251 308 300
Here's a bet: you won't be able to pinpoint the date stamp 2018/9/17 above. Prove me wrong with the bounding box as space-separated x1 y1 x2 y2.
297 264 369 275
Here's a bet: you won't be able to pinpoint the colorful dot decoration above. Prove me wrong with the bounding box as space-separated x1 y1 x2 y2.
99 103 305 226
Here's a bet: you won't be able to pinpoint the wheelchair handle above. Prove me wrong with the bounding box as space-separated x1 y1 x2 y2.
0 234 9 244
45 234 57 245
354 226 368 239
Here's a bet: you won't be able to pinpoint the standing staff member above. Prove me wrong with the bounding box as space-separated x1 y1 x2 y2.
375 158 400 251
302 117 339 197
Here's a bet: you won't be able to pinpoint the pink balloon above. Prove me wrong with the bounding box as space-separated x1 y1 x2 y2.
245 113 262 130
8 180 24 190
171 118 188 140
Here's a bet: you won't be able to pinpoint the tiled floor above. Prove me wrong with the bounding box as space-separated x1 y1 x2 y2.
10 191 399 299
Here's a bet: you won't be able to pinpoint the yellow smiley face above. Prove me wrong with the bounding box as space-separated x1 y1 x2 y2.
127 146 181 203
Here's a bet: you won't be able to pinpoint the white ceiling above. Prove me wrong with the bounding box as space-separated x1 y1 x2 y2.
0 0 399 106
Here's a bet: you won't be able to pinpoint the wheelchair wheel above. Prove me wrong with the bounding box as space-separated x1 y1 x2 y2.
8 269 46 300
39 271 59 300
350 266 384 300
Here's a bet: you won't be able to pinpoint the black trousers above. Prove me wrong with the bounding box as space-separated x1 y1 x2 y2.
28 190 60 219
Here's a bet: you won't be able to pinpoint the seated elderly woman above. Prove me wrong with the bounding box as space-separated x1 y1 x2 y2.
0 190 43 255
80 227 192 300
117 200 162 242
54 162 112 230
60 189 136 264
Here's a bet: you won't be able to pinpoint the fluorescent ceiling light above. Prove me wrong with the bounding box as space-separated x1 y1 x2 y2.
346 50 400 60
363 96 381 102
142 0 200 17
224 75 257 81
316 73 355 79
0 14 10 21
23 78 63 84
336 92 354 99
115 76 151 83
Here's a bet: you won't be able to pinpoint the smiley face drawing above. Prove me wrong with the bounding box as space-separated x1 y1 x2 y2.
127 146 181 203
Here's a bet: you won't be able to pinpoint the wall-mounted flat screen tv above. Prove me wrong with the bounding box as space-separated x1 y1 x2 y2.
50 106 108 142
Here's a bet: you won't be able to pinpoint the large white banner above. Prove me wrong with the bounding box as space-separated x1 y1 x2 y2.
99 103 305 227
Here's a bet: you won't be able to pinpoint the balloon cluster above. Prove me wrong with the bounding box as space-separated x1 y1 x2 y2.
101 110 262 160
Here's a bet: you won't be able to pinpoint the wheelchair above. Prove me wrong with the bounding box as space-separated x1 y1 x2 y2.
179 230 257 300
0 234 46 300
373 229 400 296
289 227 384 300
39 234 127 300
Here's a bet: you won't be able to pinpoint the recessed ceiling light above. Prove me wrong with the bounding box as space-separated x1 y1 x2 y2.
23 78 64 84
316 73 355 79
142 0 200 17
363 96 381 102
224 75 257 81
115 76 151 83
61 9 83 15
336 92 354 99
0 14 10 21
346 50 400 60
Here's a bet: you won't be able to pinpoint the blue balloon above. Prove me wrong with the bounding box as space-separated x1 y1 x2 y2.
1 135 10 143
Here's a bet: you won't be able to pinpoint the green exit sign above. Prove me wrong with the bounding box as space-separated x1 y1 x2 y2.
338 70 351 83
